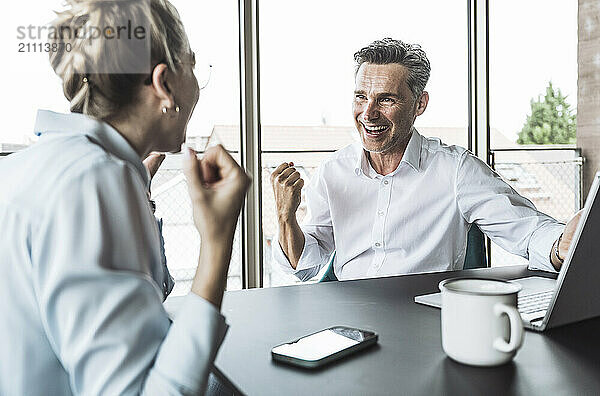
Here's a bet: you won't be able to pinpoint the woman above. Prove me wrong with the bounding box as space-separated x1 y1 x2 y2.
0 0 249 394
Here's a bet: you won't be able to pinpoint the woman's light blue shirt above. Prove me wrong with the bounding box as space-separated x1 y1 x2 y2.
0 110 227 395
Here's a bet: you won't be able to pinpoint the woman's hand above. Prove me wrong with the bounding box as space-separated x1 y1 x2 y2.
183 145 251 242
183 145 250 308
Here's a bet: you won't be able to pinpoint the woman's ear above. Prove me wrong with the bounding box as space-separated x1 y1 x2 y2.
151 63 175 109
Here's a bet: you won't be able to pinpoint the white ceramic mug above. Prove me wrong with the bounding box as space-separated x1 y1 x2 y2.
439 278 524 367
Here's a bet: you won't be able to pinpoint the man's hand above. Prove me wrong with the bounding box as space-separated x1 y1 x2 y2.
552 210 584 270
143 152 166 180
271 162 304 222
270 162 305 269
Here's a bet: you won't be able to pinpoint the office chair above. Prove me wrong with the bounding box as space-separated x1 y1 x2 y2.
319 225 487 282
319 252 338 282
462 225 488 270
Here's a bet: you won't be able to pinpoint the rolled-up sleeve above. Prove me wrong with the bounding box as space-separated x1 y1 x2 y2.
272 164 335 281
31 160 227 395
455 151 563 272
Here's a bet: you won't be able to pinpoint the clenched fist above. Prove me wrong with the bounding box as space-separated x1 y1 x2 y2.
271 162 304 221
184 145 251 241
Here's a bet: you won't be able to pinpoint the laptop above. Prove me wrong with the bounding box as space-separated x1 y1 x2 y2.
415 171 600 332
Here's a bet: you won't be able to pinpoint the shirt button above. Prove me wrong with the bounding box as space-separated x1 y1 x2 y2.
377 210 384 216
374 242 381 247
383 180 389 185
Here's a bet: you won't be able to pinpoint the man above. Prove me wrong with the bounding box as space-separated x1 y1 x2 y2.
271 38 581 281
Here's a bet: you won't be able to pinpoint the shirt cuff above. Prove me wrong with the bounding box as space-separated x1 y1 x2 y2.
527 223 564 273
153 293 228 392
272 232 324 274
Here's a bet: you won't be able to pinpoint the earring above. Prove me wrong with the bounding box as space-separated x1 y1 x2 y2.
162 105 179 115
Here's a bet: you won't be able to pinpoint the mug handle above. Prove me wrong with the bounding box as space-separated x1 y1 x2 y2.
492 303 524 353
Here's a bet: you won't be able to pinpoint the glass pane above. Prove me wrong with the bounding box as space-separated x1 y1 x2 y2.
3 0 67 150
489 1 578 267
489 0 577 149
4 0 242 293
156 0 242 294
152 153 243 295
259 0 468 286
489 149 582 267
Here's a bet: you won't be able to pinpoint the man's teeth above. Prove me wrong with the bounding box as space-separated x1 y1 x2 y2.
364 125 388 132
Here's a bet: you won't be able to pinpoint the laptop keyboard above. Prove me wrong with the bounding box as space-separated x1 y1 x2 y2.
518 290 553 314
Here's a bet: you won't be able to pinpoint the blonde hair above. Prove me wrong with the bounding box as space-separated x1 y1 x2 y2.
48 0 189 119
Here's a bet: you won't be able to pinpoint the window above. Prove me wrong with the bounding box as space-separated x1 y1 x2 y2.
4 0 67 150
8 0 585 290
154 0 242 294
259 0 468 286
4 0 242 294
489 0 579 267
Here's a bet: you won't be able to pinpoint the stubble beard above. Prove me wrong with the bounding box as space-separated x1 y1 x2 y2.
361 124 413 155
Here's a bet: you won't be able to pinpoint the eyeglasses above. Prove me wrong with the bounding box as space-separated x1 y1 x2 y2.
143 54 212 90
195 63 212 90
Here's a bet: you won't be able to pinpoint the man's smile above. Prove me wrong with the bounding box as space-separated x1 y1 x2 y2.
361 122 390 138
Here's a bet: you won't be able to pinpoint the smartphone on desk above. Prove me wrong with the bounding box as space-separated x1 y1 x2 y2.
271 326 378 368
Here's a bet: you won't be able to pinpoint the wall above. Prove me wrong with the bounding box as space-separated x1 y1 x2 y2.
578 0 600 195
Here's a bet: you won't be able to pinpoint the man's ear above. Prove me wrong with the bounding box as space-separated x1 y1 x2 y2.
414 91 429 117
151 63 175 109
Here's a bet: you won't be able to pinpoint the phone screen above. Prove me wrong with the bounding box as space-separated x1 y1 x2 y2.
272 327 371 361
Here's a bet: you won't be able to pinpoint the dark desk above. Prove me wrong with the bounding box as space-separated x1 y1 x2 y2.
171 266 600 395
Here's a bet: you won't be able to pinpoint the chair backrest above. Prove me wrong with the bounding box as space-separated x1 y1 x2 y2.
463 225 488 269
319 252 338 282
319 225 487 282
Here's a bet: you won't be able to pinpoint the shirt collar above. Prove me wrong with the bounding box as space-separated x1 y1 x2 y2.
34 110 150 189
354 127 423 177
402 127 422 172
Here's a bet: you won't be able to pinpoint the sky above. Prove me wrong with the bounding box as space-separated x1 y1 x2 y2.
1 0 577 148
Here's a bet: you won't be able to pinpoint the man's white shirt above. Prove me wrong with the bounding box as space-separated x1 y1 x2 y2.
273 128 563 281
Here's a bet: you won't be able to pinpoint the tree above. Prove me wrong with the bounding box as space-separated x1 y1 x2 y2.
517 82 577 145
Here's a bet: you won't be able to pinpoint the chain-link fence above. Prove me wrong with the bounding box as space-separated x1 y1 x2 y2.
489 148 584 267
151 155 242 296
154 152 331 293
260 149 585 280
154 148 584 293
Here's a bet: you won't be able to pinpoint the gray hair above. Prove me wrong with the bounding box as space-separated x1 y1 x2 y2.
48 0 190 120
354 38 431 99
